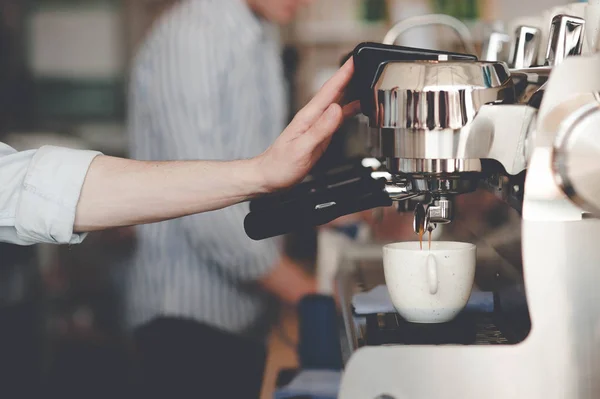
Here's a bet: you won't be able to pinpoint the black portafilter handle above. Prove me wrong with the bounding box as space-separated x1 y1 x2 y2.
249 159 372 213
244 177 392 240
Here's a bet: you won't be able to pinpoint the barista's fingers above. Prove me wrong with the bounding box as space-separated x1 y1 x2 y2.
342 100 361 119
294 59 354 126
299 103 343 151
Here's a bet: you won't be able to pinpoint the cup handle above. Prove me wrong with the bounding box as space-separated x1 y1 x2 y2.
427 254 438 295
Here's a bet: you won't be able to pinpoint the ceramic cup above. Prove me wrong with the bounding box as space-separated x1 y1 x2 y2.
383 241 476 323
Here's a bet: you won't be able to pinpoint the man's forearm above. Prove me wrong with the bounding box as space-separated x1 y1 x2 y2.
73 59 356 235
74 155 267 232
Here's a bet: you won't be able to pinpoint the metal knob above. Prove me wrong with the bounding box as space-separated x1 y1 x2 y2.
553 95 600 216
545 15 585 66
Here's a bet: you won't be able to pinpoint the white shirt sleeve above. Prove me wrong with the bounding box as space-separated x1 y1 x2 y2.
0 142 101 245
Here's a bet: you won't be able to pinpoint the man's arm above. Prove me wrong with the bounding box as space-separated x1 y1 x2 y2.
0 59 357 245
75 59 357 231
74 157 263 232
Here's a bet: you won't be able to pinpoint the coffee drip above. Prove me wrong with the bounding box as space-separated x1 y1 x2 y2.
414 203 433 251
418 227 432 251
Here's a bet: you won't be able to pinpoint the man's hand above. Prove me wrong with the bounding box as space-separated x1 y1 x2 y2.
254 58 360 193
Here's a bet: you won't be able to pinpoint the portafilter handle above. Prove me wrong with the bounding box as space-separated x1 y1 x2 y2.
248 159 371 213
244 167 392 240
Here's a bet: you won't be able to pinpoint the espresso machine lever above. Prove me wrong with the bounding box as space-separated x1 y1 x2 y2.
509 26 541 68
516 14 586 108
545 14 586 66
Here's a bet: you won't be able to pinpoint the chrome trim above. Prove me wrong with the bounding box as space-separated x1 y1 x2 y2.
510 66 551 84
428 197 453 224
552 100 600 216
371 171 392 181
315 202 337 210
410 175 479 195
510 66 552 104
387 158 482 174
545 15 585 66
509 26 541 69
370 61 513 130
383 184 420 201
413 203 428 235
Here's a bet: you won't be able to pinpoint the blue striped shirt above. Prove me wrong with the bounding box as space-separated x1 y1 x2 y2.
126 0 287 340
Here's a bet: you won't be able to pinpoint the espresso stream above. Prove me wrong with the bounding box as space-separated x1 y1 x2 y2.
418 229 432 251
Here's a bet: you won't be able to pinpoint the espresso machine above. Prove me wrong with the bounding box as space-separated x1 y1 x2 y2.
245 2 600 397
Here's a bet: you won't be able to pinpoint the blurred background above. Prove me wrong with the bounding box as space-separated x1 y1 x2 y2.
0 0 576 398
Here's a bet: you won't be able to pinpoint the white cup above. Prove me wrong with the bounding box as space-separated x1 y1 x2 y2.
383 241 476 323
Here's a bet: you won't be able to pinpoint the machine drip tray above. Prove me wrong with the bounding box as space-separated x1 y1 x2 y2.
364 312 509 346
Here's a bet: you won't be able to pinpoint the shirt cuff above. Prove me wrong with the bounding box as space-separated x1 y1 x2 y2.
15 146 102 245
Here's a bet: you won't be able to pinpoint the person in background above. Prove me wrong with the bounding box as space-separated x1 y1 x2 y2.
126 0 330 398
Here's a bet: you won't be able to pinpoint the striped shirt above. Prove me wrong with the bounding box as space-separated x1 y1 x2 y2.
126 0 287 340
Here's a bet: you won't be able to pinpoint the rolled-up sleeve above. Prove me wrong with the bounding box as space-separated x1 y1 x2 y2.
0 143 101 245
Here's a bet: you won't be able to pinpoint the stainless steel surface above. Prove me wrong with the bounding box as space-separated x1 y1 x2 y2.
362 157 383 170
360 58 533 186
412 197 453 234
369 103 534 178
511 66 552 84
409 175 479 195
379 127 481 159
553 94 600 216
545 14 585 66
510 66 551 104
412 203 428 235
368 61 514 173
383 181 420 201
370 61 513 130
372 170 392 181
428 196 453 224
386 158 482 174
482 31 510 62
383 14 477 55
509 26 541 69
